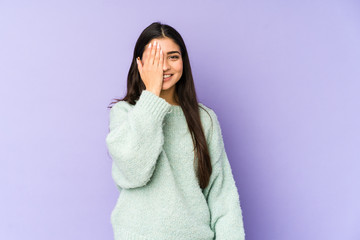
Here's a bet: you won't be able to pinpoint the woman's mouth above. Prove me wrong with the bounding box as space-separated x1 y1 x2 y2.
163 74 173 81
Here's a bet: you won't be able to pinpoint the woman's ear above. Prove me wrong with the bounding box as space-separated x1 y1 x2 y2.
136 57 142 74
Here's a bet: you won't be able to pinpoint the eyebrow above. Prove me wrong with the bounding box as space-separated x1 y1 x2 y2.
166 51 181 55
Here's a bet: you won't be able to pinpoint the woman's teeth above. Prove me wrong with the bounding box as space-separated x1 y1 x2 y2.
163 74 172 79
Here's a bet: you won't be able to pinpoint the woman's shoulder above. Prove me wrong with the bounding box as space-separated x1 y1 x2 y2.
198 102 220 141
110 100 134 113
111 100 219 124
198 102 218 122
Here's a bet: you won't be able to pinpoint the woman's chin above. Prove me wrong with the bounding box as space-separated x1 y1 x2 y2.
162 77 180 90
162 81 169 87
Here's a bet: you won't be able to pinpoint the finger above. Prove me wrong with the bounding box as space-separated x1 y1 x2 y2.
154 42 160 66
144 42 152 65
159 48 163 68
150 40 157 65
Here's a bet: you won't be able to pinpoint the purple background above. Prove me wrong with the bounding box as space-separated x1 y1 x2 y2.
1 0 359 239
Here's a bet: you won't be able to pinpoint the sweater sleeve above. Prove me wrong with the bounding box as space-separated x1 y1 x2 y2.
105 90 171 190
203 110 246 240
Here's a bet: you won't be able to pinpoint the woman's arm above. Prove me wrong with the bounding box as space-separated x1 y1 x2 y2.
106 90 171 189
203 110 246 239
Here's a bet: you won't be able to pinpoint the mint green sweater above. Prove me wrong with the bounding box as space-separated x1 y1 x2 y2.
106 90 245 240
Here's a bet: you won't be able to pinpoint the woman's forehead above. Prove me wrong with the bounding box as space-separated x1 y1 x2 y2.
146 38 180 51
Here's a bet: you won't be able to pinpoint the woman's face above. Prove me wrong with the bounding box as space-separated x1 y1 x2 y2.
143 37 183 91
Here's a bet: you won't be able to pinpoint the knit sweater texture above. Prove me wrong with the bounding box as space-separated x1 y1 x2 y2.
106 90 245 240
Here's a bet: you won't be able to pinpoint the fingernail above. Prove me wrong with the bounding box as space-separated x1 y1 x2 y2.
149 43 151 48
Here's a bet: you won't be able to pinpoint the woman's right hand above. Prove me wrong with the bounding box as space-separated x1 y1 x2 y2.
136 40 164 96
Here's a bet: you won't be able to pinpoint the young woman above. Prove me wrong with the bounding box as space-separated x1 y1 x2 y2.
106 22 245 240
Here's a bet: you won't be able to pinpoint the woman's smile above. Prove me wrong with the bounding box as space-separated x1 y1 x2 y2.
163 74 173 81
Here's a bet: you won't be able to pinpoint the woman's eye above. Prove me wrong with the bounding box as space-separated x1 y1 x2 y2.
169 56 179 60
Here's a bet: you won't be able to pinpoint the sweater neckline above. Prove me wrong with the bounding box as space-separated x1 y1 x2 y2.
167 104 184 116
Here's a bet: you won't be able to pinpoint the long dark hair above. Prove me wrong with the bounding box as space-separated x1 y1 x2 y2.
107 21 213 189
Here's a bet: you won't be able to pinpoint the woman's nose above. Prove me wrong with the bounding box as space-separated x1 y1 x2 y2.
163 59 170 71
